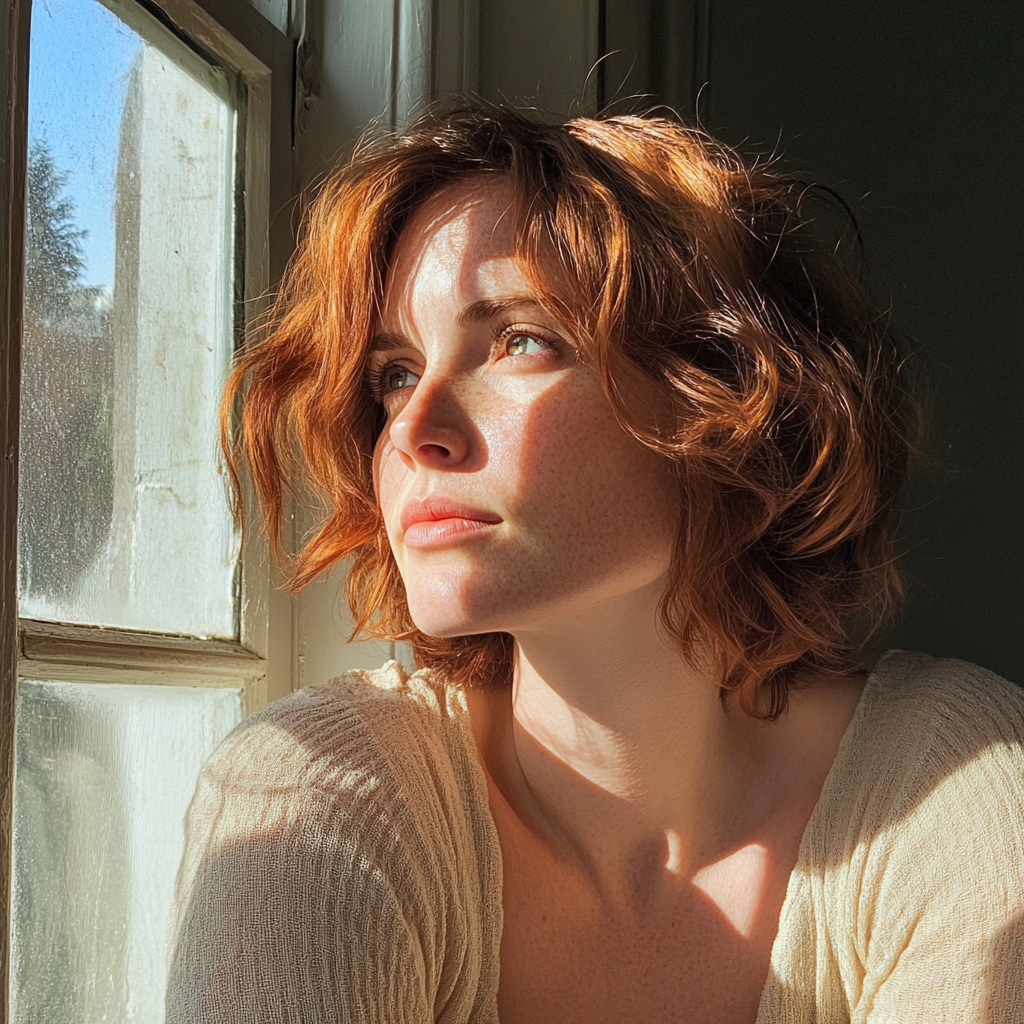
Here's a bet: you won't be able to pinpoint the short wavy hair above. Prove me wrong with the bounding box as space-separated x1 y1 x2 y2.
224 104 916 718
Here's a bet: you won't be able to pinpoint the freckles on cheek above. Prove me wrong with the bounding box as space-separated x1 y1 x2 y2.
510 379 620 513
483 405 528 493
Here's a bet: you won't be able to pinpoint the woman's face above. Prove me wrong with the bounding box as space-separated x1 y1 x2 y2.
371 178 680 638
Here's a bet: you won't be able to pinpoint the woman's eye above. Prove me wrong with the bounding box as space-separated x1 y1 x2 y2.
386 367 419 392
373 364 420 399
505 333 547 357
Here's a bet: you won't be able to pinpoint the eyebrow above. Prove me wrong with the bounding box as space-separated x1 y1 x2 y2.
455 296 543 327
368 332 409 354
368 296 546 354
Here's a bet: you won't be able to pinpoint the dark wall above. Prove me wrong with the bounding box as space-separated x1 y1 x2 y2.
608 0 1023 682
701 1 1023 683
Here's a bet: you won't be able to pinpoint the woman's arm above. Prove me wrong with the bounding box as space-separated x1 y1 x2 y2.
165 668 502 1024
165 678 444 1024
166 766 433 1024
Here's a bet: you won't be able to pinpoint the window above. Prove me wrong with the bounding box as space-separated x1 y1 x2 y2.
0 0 293 1017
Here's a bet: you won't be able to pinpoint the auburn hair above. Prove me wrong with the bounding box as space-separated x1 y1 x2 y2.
223 103 916 718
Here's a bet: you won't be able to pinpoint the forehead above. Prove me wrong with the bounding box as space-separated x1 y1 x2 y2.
396 176 518 262
382 179 524 314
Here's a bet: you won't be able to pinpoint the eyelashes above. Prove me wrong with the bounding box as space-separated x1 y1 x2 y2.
367 364 385 403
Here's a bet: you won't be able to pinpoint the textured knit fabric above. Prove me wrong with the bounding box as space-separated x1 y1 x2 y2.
166 651 1024 1023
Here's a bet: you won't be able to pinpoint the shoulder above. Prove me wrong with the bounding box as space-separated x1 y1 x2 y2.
169 662 502 1023
791 652 1024 1020
819 650 1024 833
177 660 481 885
181 658 494 889
202 659 471 791
809 650 1024 861
862 648 1024 748
765 654 1024 1020
845 650 1024 880
190 658 494 868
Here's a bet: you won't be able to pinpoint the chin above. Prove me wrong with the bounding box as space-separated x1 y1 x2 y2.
404 578 508 638
407 612 498 639
406 603 503 639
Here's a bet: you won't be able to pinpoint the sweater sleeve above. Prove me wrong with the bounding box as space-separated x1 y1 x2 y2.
850 660 1024 1023
758 653 1024 1024
165 675 446 1024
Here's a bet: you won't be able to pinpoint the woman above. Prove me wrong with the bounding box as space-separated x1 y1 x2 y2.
167 106 1024 1023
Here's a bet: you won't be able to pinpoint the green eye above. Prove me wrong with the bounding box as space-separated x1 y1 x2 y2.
505 334 546 356
384 367 419 392
371 363 420 401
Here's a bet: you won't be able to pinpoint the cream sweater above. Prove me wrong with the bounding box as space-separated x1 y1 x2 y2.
166 651 1024 1023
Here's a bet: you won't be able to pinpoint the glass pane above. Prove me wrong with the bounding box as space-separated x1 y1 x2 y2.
18 0 239 638
11 678 242 1024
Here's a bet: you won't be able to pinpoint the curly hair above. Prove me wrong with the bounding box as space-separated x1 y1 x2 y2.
222 103 917 718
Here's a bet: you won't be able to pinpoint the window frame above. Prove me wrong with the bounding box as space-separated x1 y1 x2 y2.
0 0 294 1011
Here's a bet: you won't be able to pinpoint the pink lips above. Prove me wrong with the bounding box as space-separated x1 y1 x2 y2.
400 496 503 549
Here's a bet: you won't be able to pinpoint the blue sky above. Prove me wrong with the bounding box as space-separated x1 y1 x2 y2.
29 0 141 289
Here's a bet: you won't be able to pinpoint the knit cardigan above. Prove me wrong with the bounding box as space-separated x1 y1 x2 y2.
166 651 1024 1022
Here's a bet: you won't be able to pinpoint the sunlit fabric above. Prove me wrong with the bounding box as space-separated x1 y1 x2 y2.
168 653 1024 1022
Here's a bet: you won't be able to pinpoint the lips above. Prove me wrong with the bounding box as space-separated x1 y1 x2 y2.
400 496 503 549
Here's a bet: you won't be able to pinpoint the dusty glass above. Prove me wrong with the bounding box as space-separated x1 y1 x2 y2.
18 0 239 638
10 678 242 1024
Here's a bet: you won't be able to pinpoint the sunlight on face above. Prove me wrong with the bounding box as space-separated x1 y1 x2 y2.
370 178 679 639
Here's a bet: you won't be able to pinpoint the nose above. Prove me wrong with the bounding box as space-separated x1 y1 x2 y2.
387 373 471 470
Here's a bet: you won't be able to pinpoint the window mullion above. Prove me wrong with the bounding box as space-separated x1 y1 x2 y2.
18 617 266 681
17 619 267 715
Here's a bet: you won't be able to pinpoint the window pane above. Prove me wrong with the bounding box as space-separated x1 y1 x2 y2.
10 678 242 1024
18 0 239 638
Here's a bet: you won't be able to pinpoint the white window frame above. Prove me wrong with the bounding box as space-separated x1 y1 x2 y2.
0 0 294 1010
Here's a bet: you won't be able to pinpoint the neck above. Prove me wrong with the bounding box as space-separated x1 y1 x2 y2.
474 577 782 901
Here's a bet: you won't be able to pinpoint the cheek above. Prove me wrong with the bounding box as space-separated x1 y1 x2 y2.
372 435 404 540
506 376 679 559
